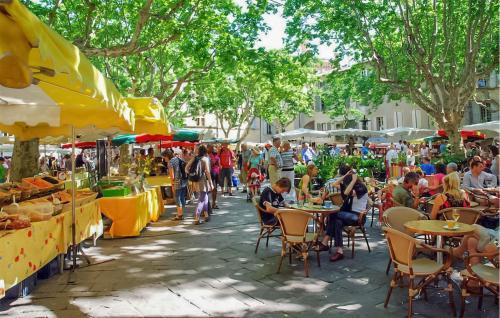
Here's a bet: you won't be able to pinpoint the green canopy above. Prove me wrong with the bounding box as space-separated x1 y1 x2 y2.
112 134 136 146
172 129 200 142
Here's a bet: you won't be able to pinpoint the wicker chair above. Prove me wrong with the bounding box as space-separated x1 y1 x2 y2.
252 196 280 254
459 250 499 318
383 207 428 275
275 209 320 277
383 227 456 318
343 209 371 258
438 207 483 225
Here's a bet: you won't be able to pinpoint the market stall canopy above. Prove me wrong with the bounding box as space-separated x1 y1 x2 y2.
366 136 389 144
135 134 173 144
462 121 500 136
126 97 170 135
157 141 197 148
0 0 134 140
61 141 96 149
173 129 205 141
327 129 386 138
277 128 329 140
201 138 238 144
381 127 435 139
437 130 485 140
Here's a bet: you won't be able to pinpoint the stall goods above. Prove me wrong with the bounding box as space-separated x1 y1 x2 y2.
0 213 31 230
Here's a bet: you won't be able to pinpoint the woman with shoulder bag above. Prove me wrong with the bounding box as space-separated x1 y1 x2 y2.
186 145 214 225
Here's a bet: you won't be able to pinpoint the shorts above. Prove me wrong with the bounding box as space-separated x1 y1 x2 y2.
220 168 232 187
174 186 187 207
211 172 219 187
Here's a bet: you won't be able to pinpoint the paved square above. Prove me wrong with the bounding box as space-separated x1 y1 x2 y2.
1 193 497 317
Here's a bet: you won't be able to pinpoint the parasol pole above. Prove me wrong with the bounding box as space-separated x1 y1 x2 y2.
70 125 77 272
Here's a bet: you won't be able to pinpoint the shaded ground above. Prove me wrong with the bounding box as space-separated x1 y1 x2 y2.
0 190 498 318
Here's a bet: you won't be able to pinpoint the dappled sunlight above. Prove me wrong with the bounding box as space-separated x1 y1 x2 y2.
337 303 362 311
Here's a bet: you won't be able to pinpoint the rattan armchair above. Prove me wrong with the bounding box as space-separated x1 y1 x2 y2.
275 209 320 277
252 196 281 254
383 227 456 318
383 207 428 275
459 250 499 318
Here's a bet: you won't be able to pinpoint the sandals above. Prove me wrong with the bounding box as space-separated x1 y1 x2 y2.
171 215 183 221
315 242 330 252
212 205 219 209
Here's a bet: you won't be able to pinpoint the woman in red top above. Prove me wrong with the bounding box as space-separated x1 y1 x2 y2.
430 172 470 219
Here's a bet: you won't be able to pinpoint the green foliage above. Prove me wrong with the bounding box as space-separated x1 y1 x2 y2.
284 0 499 154
293 163 307 177
24 0 272 124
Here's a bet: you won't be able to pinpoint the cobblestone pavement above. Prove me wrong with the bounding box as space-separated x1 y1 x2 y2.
1 191 498 318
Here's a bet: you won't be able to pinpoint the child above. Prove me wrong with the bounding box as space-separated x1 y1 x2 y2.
247 167 262 199
378 178 397 222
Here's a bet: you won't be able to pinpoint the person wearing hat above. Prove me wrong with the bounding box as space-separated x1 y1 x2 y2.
268 137 283 185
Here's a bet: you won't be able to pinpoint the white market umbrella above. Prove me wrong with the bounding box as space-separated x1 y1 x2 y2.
327 128 386 138
381 127 436 139
462 120 500 137
277 128 329 140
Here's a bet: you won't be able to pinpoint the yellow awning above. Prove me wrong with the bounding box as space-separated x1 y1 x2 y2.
126 97 170 135
0 0 135 140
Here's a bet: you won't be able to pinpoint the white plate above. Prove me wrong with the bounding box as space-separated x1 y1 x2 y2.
443 225 460 230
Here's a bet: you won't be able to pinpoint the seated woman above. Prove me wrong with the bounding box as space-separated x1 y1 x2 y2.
258 177 292 225
430 172 470 219
316 164 369 262
297 164 320 203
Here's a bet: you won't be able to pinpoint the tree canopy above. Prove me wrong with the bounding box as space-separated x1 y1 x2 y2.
284 0 499 152
24 0 273 124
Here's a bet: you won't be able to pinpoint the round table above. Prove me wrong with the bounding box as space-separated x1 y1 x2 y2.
404 220 475 263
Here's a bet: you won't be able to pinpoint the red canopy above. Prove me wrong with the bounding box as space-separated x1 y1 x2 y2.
437 130 485 140
135 134 173 144
61 141 97 149
157 141 197 148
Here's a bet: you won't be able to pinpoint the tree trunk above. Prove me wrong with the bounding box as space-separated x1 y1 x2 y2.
11 138 40 182
444 119 462 155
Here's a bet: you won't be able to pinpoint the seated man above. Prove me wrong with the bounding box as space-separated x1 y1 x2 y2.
393 172 420 209
316 165 369 262
419 157 436 176
258 177 291 225
462 160 499 207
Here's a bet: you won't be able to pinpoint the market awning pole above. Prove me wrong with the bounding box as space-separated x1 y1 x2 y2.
70 125 77 272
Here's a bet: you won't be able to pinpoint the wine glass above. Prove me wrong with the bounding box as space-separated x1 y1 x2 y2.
452 209 460 224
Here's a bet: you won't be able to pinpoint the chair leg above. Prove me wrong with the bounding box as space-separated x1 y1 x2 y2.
478 287 483 310
351 232 355 258
316 249 321 268
446 273 457 317
370 207 375 227
408 277 414 318
265 231 270 247
303 251 309 277
385 258 392 276
277 242 286 274
423 286 428 302
289 247 292 264
459 291 466 318
384 271 398 308
362 227 371 253
254 228 264 254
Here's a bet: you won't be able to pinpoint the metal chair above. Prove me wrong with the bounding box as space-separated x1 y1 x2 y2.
275 209 320 277
343 209 371 258
459 250 499 318
383 227 456 318
252 196 280 254
383 207 428 275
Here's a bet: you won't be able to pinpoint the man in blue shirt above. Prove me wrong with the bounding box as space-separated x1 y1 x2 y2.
439 142 447 154
301 142 316 164
420 157 436 175
361 142 370 156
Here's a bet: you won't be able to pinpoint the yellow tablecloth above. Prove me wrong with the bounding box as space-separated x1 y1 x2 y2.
98 188 162 238
0 200 102 298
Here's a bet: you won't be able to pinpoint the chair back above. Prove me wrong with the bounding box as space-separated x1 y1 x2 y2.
383 207 427 235
275 209 313 241
383 226 417 269
252 196 264 226
329 192 344 207
439 207 482 225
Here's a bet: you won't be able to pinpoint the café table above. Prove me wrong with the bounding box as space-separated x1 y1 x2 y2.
288 203 340 236
404 220 475 264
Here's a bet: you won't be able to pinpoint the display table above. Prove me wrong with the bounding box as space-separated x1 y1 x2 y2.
0 200 102 298
98 188 162 238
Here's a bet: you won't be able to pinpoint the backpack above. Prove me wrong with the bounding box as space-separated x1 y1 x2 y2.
178 158 187 180
188 156 203 182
